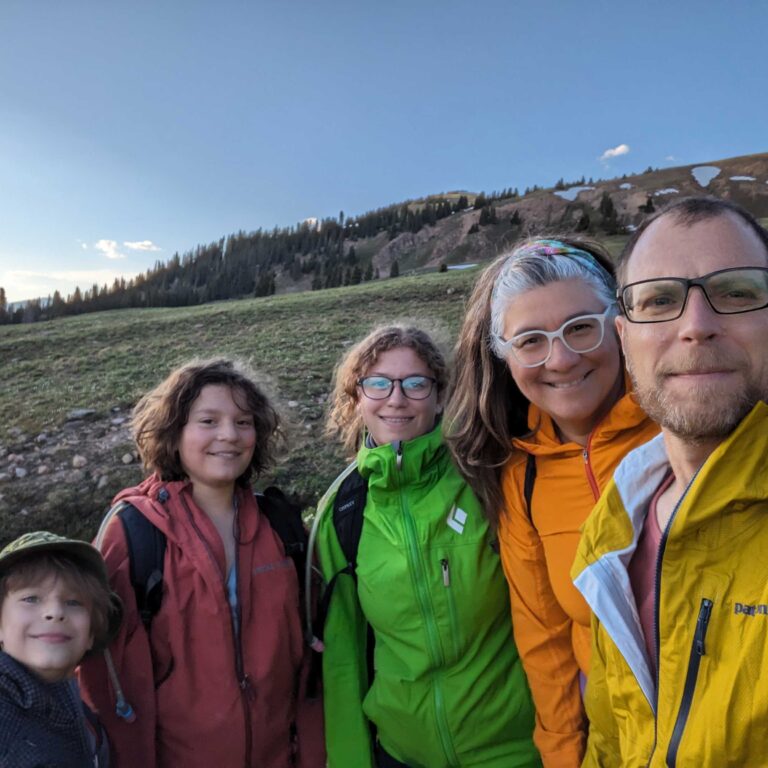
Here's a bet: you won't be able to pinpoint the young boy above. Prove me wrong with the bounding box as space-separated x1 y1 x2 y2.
0 531 122 768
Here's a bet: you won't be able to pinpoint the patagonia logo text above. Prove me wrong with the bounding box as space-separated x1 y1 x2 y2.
734 602 768 616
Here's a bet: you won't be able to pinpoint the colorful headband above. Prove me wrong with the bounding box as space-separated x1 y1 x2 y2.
510 239 612 280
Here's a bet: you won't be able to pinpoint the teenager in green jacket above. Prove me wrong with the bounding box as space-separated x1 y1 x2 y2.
311 325 540 768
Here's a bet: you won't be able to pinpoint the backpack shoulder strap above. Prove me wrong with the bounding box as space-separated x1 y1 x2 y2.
115 502 166 631
523 453 537 523
313 468 368 646
257 486 308 581
332 467 368 570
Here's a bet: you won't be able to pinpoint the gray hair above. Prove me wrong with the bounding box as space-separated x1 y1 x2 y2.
489 238 617 358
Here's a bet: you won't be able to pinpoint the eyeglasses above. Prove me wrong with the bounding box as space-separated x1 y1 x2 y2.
619 267 768 323
497 306 613 368
357 375 437 400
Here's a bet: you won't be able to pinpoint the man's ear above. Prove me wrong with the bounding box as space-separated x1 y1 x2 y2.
615 315 628 356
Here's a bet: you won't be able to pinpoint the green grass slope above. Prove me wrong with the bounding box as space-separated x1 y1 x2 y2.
0 269 477 544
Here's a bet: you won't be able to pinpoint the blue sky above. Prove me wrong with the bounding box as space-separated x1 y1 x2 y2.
1 0 765 302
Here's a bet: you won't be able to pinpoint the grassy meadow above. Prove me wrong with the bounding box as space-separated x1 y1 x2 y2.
0 269 478 541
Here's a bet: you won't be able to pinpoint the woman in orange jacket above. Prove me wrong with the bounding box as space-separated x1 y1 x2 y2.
446 239 658 768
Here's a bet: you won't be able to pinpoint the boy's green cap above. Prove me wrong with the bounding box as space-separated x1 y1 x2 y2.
0 531 109 584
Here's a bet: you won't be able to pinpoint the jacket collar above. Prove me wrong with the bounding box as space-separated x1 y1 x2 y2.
512 375 645 457
0 651 80 728
356 423 447 489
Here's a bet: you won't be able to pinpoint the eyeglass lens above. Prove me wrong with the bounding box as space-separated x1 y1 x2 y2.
359 376 435 400
622 268 768 322
511 315 604 367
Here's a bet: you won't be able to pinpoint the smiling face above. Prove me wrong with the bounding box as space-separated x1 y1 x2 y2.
617 212 768 442
356 346 441 446
0 574 94 682
177 384 257 493
502 278 623 444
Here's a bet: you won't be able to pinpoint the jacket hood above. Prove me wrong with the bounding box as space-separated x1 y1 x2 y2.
111 475 260 552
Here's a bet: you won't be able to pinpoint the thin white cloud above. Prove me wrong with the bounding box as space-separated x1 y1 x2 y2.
665 155 676 162
599 143 630 162
124 240 161 252
94 239 126 260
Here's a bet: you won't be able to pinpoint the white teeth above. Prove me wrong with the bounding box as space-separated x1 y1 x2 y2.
547 375 587 389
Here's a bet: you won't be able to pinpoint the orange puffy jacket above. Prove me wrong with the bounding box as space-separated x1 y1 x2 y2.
78 476 324 768
498 389 658 768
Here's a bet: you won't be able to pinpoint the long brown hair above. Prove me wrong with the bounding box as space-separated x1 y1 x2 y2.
445 236 615 526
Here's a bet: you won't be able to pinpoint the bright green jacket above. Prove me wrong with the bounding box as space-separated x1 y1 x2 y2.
314 426 540 768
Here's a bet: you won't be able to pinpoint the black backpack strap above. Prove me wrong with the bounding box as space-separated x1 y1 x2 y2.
116 502 166 631
332 468 367 569
257 486 308 584
313 468 368 645
523 453 537 523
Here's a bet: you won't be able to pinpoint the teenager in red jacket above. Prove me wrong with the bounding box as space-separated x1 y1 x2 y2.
79 358 324 768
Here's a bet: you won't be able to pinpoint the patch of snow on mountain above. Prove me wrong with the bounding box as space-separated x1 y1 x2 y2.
619 183 633 190
654 188 679 196
730 176 756 181
447 263 478 270
553 186 594 202
691 166 721 187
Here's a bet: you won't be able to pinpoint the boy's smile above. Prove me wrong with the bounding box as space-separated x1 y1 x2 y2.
0 574 94 682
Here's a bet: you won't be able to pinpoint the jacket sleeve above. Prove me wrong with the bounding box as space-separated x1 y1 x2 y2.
77 516 158 768
498 472 586 768
581 615 621 768
314 492 375 768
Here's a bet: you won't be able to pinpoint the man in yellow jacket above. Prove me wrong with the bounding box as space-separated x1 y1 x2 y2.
572 196 768 767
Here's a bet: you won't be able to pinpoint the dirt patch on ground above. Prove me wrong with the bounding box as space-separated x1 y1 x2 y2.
0 409 142 546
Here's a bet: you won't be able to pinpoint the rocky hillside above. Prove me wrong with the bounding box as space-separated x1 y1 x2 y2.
370 152 768 274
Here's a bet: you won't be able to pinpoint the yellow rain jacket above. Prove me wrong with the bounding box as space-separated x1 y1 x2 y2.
572 402 768 767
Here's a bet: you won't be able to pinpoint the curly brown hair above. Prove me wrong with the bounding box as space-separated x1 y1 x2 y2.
326 325 449 455
131 358 282 485
445 236 616 526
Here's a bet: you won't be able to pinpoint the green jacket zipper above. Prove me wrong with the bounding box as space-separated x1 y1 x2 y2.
666 598 713 768
395 442 460 767
440 558 461 662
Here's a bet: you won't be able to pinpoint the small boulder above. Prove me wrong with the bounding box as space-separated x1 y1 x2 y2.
121 453 134 465
72 455 88 469
66 409 97 422
14 467 28 479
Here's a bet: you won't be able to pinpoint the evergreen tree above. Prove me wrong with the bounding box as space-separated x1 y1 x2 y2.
0 286 6 324
390 259 400 278
599 192 621 235
575 212 591 232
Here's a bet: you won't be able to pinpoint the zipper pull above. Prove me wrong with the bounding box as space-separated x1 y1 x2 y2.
583 448 589 464
694 598 713 656
440 558 450 586
239 674 254 699
394 440 403 471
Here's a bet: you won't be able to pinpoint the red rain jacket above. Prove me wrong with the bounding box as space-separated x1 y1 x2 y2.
79 475 324 768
